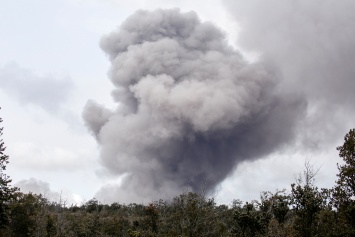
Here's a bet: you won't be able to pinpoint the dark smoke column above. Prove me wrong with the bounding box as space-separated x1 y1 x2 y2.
83 9 306 203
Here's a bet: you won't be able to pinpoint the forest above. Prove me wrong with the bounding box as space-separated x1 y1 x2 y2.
1 115 355 236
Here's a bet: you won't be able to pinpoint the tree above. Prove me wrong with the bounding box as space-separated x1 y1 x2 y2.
8 193 48 237
332 128 355 235
162 192 226 237
233 200 266 237
144 203 159 233
290 160 326 237
333 129 355 205
0 109 18 229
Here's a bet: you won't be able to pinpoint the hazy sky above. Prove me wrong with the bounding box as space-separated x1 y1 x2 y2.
1 0 353 204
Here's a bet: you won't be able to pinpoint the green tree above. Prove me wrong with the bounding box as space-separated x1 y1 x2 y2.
0 109 18 230
290 183 324 237
9 193 47 237
270 191 289 224
233 201 265 237
332 128 355 235
144 203 159 233
290 160 326 237
162 192 226 237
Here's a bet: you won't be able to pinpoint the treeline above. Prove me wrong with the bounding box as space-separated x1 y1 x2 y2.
0 174 354 237
1 111 355 236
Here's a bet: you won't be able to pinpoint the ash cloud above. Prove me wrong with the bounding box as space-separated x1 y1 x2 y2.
223 0 355 148
83 9 306 203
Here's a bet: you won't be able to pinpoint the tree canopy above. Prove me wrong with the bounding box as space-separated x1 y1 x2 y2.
0 109 18 229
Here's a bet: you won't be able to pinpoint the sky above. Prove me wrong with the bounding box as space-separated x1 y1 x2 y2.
0 0 354 205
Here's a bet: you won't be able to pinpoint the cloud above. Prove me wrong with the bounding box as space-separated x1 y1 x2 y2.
0 62 74 113
84 9 306 203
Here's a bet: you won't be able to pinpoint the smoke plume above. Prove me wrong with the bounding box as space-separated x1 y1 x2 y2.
83 9 306 203
223 0 355 148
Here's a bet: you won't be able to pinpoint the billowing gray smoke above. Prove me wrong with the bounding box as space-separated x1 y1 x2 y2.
223 0 355 149
83 9 306 203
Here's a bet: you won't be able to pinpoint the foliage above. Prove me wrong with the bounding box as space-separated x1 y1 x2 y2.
0 110 18 230
159 192 230 236
332 128 355 236
233 201 264 236
290 183 324 237
289 160 328 237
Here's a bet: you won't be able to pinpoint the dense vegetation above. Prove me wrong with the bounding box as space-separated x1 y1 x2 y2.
1 112 354 236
